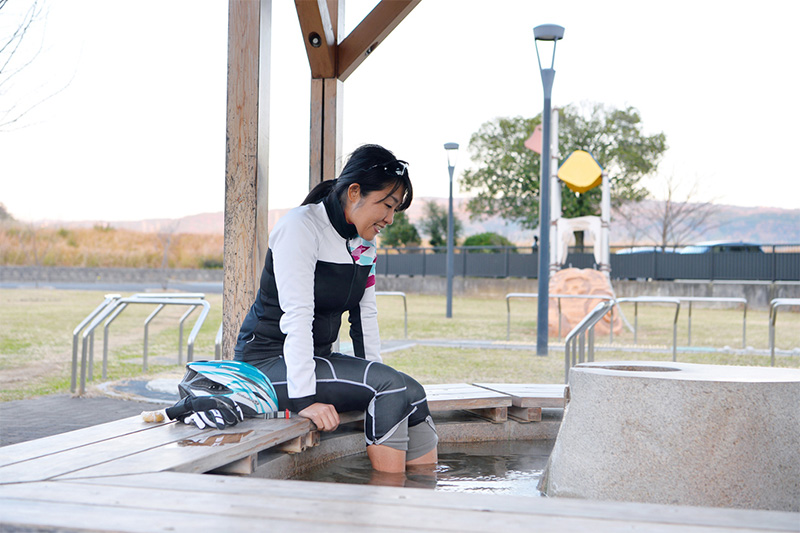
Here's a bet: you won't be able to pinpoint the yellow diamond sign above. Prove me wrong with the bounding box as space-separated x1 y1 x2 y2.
557 150 603 193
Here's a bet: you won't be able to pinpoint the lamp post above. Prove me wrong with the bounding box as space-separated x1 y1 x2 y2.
444 142 459 318
533 24 564 356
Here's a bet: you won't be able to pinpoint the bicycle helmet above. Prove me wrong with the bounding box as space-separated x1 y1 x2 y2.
177 360 278 417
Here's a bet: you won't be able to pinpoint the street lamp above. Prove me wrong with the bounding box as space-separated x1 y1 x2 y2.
444 142 459 318
533 23 564 356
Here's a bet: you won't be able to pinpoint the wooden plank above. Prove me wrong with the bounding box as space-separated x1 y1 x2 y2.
0 416 170 469
473 383 567 408
0 495 363 533
508 406 542 423
465 407 507 423
70 472 798 530
0 419 197 483
337 0 421 81
54 417 314 480
3 476 795 533
424 383 512 412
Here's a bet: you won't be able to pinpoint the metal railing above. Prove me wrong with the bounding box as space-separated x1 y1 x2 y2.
505 293 616 341
376 291 408 338
563 300 616 383
617 296 681 362
769 298 800 366
675 297 748 348
71 294 121 393
72 295 210 395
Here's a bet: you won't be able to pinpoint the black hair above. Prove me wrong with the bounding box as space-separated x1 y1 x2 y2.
302 144 413 211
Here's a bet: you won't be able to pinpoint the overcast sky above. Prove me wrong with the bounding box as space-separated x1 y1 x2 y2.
1 0 798 223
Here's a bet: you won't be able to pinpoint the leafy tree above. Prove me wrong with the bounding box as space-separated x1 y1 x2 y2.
461 103 667 232
419 200 462 249
462 232 517 253
378 211 421 247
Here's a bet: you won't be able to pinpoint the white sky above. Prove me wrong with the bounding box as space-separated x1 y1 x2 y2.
1 0 799 223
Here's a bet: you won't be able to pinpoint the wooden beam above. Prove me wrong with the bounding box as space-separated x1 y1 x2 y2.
337 0 420 81
223 0 270 359
295 0 336 78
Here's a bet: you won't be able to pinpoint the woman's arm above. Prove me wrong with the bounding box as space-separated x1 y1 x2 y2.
349 240 382 362
270 210 320 410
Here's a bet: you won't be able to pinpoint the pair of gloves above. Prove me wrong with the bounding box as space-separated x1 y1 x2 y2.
165 396 244 430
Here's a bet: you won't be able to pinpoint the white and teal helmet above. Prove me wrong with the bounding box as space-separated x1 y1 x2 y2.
177 360 278 417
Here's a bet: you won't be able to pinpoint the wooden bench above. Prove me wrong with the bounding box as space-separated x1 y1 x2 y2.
474 383 568 422
0 383 566 484
3 385 794 533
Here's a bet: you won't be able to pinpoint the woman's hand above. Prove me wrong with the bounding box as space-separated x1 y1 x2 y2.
298 402 340 432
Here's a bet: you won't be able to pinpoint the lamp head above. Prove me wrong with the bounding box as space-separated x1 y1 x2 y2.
533 24 565 71
444 142 459 168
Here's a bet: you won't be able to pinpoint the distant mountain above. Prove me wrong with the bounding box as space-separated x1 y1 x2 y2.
35 199 800 246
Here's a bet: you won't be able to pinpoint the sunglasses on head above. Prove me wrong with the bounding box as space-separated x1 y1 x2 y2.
367 159 409 177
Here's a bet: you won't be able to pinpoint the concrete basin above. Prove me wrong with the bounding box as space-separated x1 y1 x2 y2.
540 361 800 511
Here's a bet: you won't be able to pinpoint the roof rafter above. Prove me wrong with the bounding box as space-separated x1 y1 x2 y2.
295 0 421 81
295 0 337 78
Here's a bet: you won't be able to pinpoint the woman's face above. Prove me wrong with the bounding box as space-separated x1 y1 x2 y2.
344 183 404 241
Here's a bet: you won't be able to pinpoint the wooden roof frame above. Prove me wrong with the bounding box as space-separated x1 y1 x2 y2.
295 0 421 81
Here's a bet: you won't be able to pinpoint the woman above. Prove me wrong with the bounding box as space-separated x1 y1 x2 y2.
234 144 437 473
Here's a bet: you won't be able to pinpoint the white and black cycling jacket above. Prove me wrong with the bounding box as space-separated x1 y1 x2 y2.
234 193 380 411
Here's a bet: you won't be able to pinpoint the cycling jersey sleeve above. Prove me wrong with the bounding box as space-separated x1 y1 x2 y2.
348 239 382 362
271 211 319 405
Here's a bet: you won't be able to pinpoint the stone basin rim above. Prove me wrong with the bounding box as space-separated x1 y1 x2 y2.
572 361 800 383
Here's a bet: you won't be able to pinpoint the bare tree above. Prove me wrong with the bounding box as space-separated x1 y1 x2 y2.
616 174 721 250
1 0 69 131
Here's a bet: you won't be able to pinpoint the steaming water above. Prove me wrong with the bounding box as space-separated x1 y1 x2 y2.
291 439 554 496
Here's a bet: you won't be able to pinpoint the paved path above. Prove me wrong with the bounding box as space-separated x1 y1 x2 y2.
0 395 158 447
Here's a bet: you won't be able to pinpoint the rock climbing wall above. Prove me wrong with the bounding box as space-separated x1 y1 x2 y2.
548 267 622 337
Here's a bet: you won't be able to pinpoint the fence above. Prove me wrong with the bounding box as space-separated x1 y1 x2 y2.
375 245 800 282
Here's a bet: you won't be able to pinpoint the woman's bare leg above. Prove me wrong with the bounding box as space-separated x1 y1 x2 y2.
367 444 406 473
406 447 437 466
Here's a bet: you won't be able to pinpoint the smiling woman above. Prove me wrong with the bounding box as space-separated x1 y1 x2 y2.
233 144 437 474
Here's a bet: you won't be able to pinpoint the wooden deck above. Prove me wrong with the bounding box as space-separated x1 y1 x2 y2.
1 382 796 532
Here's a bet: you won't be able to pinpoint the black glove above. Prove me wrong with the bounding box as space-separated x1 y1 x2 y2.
165 396 244 430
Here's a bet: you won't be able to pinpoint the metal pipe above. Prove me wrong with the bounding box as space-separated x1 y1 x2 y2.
376 291 408 339
71 294 120 393
178 305 198 364
77 297 210 395
102 303 129 380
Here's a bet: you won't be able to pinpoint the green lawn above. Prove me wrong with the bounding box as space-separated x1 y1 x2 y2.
1 288 798 401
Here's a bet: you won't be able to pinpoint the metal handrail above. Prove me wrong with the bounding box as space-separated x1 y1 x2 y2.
563 300 616 383
617 297 681 362
376 291 408 338
98 293 207 379
75 297 210 395
71 294 121 393
769 298 800 366
675 297 748 348
505 292 616 341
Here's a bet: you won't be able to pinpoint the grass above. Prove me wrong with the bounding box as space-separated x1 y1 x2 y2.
0 223 223 269
1 289 798 401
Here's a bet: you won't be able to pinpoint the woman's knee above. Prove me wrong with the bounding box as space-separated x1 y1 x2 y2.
366 362 407 393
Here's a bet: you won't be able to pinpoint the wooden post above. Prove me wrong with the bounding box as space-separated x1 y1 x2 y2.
302 0 344 190
223 0 271 359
